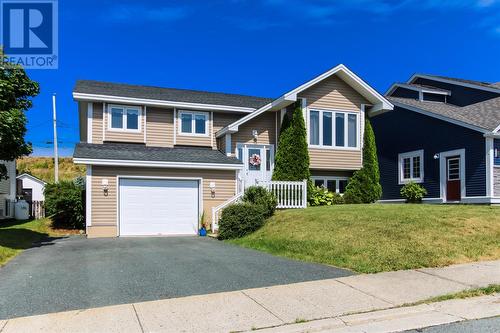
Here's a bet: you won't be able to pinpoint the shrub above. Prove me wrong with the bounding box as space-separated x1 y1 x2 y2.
218 203 266 240
343 117 382 203
44 180 85 229
242 186 277 218
309 186 344 206
273 102 311 182
400 182 427 203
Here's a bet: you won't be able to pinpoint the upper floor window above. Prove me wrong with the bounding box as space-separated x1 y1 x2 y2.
309 109 358 149
179 111 208 136
398 150 424 184
109 105 141 132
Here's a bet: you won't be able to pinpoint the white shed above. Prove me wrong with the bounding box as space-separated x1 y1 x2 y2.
16 173 47 202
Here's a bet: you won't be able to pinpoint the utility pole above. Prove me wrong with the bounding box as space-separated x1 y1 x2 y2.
52 94 59 183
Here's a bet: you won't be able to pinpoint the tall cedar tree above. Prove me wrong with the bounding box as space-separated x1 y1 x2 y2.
0 49 39 179
272 103 310 181
343 116 382 203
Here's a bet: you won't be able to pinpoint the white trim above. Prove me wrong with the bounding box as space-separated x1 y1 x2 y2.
73 158 243 170
360 104 366 164
492 123 500 133
486 137 494 197
380 196 500 204
311 176 349 194
87 102 93 143
16 173 47 185
86 165 92 228
409 74 500 95
308 108 361 151
398 149 424 184
225 134 232 156
143 105 147 143
116 175 203 237
73 92 256 113
173 108 177 145
210 111 214 148
378 197 443 203
385 83 451 97
216 64 393 138
390 101 490 134
439 148 466 202
107 104 142 133
102 103 106 142
177 110 209 137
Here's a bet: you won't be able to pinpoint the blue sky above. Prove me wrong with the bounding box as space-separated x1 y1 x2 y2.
24 0 500 156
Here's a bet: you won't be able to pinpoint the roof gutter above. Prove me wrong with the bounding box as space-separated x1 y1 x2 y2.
72 92 257 113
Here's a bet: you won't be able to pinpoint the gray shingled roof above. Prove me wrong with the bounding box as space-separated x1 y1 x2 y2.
74 80 273 109
73 143 242 165
389 96 500 132
420 75 500 91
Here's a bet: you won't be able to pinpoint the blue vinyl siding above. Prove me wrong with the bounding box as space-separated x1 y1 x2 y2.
371 106 486 200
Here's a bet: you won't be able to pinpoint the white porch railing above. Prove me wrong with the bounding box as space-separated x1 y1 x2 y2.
211 192 243 231
261 180 308 209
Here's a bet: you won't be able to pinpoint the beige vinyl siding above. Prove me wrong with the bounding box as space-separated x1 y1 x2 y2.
91 103 103 144
231 111 277 153
89 166 237 237
217 136 226 153
309 148 362 170
78 102 87 142
104 105 145 143
146 107 174 147
299 74 369 112
175 111 212 147
298 74 368 171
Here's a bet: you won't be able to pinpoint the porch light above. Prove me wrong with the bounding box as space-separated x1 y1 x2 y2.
209 182 216 198
433 153 440 160
101 178 109 196
252 129 258 141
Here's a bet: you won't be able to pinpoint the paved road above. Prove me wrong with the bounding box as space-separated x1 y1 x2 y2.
0 236 352 319
402 316 500 332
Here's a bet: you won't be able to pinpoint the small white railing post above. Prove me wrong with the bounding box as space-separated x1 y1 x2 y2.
302 179 307 208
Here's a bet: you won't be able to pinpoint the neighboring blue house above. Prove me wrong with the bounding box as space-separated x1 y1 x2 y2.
371 74 500 204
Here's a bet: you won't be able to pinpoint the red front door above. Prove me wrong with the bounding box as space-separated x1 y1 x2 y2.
446 157 461 202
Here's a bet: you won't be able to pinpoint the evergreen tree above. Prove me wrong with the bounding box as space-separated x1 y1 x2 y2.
343 116 382 203
272 102 310 181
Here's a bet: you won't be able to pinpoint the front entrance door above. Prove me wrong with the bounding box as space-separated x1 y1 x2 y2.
446 156 461 201
237 144 274 188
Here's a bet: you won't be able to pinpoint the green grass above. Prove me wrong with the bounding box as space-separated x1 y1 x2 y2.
229 204 500 273
409 284 500 306
16 157 86 183
0 218 76 266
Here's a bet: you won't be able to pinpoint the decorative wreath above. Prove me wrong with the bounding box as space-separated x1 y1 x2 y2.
249 154 261 166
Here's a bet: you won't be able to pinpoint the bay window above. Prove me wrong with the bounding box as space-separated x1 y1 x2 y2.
309 109 359 149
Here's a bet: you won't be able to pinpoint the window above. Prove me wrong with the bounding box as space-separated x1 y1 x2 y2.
179 111 208 135
398 150 424 184
312 176 349 194
309 109 358 149
109 105 141 131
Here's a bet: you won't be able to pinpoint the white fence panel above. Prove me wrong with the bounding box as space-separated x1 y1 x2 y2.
262 180 307 209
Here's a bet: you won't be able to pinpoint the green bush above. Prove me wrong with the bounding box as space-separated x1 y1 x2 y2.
309 186 344 206
218 203 266 240
400 182 427 203
273 102 311 182
343 117 382 203
44 180 85 229
242 186 277 218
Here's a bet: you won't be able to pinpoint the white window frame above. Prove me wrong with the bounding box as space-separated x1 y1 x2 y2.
311 176 349 194
307 108 360 150
178 110 209 137
107 104 142 133
398 149 424 184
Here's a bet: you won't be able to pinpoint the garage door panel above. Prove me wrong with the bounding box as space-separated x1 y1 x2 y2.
119 179 199 236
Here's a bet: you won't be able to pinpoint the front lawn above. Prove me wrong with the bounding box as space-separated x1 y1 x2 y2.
0 218 79 266
229 204 500 273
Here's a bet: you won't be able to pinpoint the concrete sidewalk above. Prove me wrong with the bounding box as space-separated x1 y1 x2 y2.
1 260 499 333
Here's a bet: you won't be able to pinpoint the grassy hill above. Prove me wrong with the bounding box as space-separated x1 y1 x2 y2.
16 157 86 183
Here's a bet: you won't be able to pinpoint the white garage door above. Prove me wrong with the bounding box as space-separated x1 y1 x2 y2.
119 178 199 236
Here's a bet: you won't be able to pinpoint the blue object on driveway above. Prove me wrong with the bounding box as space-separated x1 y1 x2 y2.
199 227 207 236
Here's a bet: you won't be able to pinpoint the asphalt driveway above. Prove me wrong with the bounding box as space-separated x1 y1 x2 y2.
0 236 353 319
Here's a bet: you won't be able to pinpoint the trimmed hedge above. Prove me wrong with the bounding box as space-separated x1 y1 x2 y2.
218 203 266 240
309 186 344 206
400 182 427 203
44 180 85 229
242 186 277 218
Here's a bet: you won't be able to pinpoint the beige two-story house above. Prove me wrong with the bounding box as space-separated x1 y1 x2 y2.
73 64 393 237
